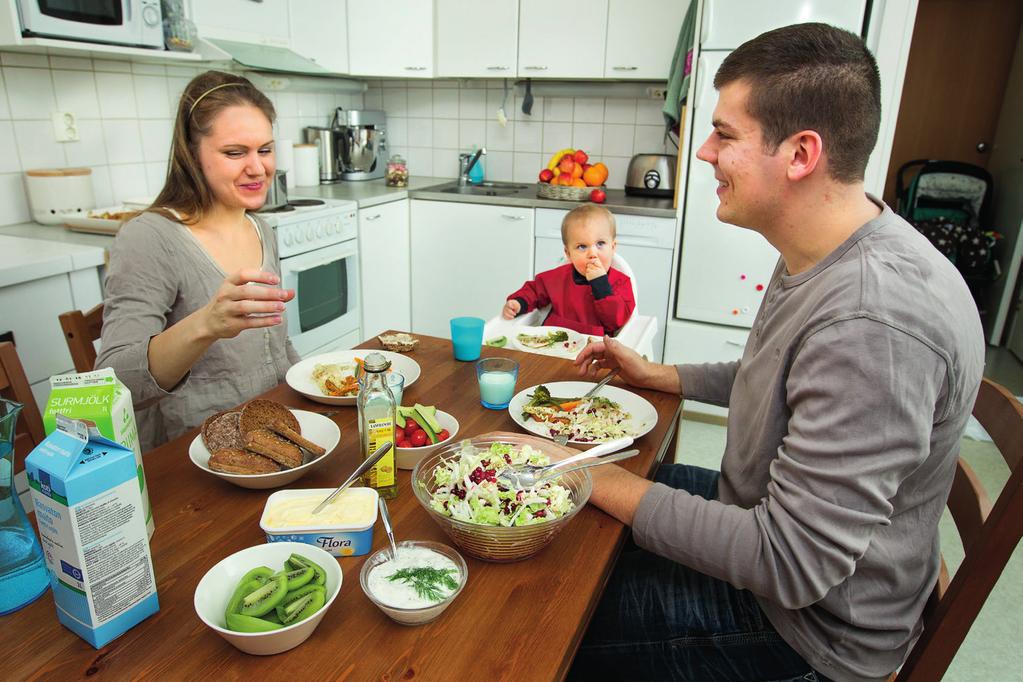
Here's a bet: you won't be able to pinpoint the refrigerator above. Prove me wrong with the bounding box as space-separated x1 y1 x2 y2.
674 0 870 327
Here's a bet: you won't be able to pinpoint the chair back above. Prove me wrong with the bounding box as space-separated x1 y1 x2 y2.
895 378 1023 680
610 253 638 307
0 341 46 461
58 303 103 373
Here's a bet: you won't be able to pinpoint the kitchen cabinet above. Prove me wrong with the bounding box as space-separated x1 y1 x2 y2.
517 0 608 79
410 201 533 338
359 199 411 338
189 0 290 46
662 319 750 417
346 0 434 78
435 0 518 77
289 0 349 73
604 0 689 79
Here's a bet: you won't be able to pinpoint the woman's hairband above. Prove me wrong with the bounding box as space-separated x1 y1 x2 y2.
188 82 244 119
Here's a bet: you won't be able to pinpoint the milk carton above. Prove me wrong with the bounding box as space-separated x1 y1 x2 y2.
43 368 153 537
25 416 159 648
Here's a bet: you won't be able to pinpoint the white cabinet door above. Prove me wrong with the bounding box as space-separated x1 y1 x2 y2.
347 0 434 77
290 0 349 73
435 0 518 77
190 0 290 45
604 0 689 79
359 199 411 337
518 0 608 78
0 273 77 384
410 201 534 338
662 319 751 416
701 0 866 50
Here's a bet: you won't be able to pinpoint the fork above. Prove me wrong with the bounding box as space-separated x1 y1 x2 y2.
553 368 620 446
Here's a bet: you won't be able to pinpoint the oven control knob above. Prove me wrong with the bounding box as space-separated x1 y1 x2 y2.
306 227 314 239
283 233 293 247
316 224 324 237
295 230 304 243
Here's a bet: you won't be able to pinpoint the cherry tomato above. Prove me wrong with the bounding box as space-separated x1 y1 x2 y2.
410 430 429 447
436 429 451 442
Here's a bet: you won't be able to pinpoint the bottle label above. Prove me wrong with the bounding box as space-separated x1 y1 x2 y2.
365 417 394 487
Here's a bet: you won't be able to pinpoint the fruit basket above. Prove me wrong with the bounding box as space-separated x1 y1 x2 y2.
537 183 605 202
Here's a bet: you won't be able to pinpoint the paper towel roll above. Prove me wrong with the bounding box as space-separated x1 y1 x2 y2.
276 139 295 189
293 144 319 187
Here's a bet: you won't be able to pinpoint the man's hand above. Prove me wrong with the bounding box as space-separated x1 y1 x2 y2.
502 299 521 319
575 336 682 395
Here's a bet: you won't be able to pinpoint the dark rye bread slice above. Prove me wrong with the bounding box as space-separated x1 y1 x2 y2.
268 420 326 457
201 411 244 453
245 429 304 469
208 448 281 475
240 399 300 437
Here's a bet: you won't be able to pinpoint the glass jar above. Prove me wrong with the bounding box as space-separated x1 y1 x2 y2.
386 154 408 187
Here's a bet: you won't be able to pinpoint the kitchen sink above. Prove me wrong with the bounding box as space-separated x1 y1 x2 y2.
432 181 532 197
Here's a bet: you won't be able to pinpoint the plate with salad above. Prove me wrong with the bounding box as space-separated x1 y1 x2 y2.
285 350 421 405
511 326 593 358
508 381 657 444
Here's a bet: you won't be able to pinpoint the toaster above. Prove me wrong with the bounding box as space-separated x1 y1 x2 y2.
625 154 676 198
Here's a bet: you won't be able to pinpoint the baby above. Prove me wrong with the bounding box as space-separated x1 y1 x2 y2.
503 204 635 336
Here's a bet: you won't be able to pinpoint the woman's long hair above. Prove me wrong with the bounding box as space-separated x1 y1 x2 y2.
149 71 275 224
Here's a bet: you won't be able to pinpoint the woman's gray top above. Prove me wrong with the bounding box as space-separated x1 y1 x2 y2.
96 210 300 452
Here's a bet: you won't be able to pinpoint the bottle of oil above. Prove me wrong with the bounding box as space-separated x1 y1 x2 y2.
357 353 398 499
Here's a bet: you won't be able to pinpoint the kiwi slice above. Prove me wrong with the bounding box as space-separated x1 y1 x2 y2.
239 572 288 617
275 585 326 625
238 566 275 585
225 578 264 620
262 609 283 625
226 612 284 633
287 553 327 587
278 565 315 591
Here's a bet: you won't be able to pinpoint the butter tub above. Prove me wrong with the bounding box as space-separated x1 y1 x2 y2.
259 487 378 557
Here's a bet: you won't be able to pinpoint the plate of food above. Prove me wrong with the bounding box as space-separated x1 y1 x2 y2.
508 381 657 444
189 399 341 489
286 350 422 406
511 326 594 358
63 205 138 235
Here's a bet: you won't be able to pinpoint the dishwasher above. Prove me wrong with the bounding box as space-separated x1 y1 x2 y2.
534 208 676 362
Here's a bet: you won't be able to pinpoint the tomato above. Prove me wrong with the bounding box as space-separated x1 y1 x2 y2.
404 417 418 431
396 436 410 449
436 429 450 442
410 430 429 447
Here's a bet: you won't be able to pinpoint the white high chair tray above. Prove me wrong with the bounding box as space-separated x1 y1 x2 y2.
510 326 596 359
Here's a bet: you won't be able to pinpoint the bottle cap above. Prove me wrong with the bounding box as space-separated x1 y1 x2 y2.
363 352 391 372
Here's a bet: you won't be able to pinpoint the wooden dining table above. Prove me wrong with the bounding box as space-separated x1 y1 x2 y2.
4 333 682 680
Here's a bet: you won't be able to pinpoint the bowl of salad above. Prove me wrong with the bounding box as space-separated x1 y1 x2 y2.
411 435 592 562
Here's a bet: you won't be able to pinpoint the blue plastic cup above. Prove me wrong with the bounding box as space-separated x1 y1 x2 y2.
475 357 519 410
450 316 485 361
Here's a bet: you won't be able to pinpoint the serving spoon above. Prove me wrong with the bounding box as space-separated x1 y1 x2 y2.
497 436 634 489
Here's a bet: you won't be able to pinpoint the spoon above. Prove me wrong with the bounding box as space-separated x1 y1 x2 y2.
497 436 634 489
377 497 398 561
311 441 392 514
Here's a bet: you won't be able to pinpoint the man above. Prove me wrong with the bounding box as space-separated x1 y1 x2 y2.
567 23 985 682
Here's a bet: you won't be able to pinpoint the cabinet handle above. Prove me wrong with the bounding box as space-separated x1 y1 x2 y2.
487 66 510 71
365 214 381 221
404 66 427 71
612 66 638 71
501 214 525 221
523 65 548 70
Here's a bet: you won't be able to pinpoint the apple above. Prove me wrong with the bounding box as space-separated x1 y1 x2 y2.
590 189 607 203
539 168 554 183
558 156 576 174
582 163 592 172
573 150 589 165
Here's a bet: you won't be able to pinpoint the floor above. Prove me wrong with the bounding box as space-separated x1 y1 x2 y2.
672 345 1023 681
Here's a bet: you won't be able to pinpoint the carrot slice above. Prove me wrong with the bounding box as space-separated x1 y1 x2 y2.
558 400 584 412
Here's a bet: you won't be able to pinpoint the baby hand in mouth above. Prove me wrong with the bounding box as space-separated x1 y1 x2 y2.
585 258 606 281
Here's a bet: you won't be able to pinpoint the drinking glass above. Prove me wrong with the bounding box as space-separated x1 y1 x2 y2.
475 358 519 410
450 317 485 361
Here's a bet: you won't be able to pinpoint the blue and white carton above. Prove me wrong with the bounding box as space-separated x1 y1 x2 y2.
25 415 159 648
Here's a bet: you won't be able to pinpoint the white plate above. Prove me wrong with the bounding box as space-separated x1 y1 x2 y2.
507 381 657 444
286 350 422 406
189 409 341 489
511 326 595 359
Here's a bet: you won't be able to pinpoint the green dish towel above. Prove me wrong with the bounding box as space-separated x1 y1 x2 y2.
663 0 698 134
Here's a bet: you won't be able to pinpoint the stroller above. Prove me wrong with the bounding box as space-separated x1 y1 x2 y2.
895 159 1000 309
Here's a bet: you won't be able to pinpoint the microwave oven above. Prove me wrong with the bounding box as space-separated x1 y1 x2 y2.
16 0 164 49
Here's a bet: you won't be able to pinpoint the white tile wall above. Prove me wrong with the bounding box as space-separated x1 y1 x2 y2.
0 53 362 227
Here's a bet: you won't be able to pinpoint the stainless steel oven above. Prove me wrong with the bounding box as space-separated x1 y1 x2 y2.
16 0 164 48
261 198 361 358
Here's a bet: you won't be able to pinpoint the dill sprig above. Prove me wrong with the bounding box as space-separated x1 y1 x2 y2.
387 566 459 602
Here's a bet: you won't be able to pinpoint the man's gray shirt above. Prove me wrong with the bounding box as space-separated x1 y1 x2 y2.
634 201 984 681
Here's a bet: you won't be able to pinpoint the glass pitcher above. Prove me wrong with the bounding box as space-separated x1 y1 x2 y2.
0 399 50 615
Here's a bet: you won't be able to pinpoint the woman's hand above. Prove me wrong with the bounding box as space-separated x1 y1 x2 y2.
200 269 295 340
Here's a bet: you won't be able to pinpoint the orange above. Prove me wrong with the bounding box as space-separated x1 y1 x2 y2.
593 162 609 185
571 163 584 179
571 178 586 188
583 166 603 186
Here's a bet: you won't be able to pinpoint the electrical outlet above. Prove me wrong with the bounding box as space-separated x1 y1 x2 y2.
647 87 667 100
52 111 79 142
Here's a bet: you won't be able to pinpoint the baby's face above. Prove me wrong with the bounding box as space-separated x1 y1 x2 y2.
563 217 616 276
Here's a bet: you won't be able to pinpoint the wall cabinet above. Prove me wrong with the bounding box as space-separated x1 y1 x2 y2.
359 199 412 338
347 0 434 77
435 0 518 77
604 0 688 79
190 0 290 46
410 201 533 338
517 0 608 78
289 0 349 73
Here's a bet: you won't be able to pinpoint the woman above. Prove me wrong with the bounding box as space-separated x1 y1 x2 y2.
96 71 300 451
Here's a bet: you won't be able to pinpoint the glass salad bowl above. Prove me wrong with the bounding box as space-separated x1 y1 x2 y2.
411 435 592 562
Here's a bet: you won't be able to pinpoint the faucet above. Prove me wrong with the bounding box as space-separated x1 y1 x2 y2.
458 147 487 185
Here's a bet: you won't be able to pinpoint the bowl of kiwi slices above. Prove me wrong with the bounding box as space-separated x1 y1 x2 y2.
193 542 341 655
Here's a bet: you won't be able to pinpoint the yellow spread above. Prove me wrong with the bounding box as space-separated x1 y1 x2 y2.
264 490 374 529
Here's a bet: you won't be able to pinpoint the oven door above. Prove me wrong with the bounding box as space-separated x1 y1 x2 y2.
17 0 159 48
280 239 361 358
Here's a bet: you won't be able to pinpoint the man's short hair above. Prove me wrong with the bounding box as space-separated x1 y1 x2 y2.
714 22 881 184
561 204 617 244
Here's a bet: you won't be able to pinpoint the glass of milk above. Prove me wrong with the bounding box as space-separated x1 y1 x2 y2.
475 358 519 410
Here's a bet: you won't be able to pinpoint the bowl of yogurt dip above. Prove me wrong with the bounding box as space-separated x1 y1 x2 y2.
260 487 378 556
359 540 467 625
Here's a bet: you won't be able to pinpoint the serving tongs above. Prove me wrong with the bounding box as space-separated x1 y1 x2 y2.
311 441 392 515
497 436 635 489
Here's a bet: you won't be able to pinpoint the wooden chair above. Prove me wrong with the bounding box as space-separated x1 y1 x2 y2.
58 303 103 373
895 378 1023 680
0 341 46 460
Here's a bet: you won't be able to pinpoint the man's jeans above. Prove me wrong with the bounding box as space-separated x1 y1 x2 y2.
567 464 827 682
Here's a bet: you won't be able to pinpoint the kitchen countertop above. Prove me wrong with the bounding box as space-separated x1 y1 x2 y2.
289 176 448 208
0 221 116 250
0 233 106 287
